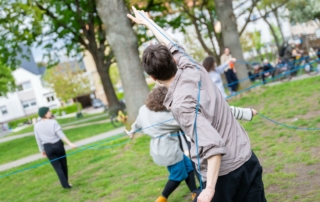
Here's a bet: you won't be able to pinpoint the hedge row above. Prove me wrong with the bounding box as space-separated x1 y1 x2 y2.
8 103 82 129
51 103 82 116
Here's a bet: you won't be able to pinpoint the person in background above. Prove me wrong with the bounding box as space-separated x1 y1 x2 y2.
202 56 236 99
220 47 239 95
316 47 320 72
261 59 275 84
34 107 76 189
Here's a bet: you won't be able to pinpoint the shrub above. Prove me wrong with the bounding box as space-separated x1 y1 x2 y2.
8 103 82 128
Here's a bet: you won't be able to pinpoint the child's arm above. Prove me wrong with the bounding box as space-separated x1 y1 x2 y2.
230 106 257 121
125 116 142 139
127 6 171 45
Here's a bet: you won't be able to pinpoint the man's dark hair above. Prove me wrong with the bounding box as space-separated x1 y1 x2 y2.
145 86 168 112
142 44 177 80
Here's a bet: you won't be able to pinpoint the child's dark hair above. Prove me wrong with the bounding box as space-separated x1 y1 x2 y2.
202 56 215 72
145 86 168 112
142 44 177 80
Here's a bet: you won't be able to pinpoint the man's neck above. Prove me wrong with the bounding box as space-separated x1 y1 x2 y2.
160 76 175 88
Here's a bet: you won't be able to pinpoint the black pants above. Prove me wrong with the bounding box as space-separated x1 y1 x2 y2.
44 140 70 188
224 69 239 92
261 67 275 84
193 152 266 202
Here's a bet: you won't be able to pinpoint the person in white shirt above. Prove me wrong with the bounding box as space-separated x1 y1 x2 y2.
203 56 236 99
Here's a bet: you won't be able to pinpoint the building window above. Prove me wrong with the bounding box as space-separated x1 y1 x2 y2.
0 106 8 115
46 96 55 102
17 81 32 91
22 100 37 109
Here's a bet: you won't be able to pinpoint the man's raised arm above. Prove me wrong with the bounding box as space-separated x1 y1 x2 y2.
127 6 171 45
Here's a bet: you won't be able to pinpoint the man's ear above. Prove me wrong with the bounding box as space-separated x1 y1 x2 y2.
150 76 156 81
173 57 177 64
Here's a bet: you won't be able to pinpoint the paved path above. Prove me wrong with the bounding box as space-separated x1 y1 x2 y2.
0 116 110 144
0 127 125 172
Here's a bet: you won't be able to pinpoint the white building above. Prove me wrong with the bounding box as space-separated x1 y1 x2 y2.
0 47 60 124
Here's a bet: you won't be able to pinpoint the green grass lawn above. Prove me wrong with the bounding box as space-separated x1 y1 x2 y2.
1 76 320 201
8 113 108 136
56 113 107 126
0 122 119 165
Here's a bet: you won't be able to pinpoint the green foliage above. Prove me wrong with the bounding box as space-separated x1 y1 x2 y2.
109 63 120 86
0 0 113 67
241 30 264 55
0 1 43 69
43 64 91 102
51 103 83 116
286 0 320 23
0 61 15 96
7 114 38 129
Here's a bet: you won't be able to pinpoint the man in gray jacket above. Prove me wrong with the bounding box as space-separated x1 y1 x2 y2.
128 7 266 202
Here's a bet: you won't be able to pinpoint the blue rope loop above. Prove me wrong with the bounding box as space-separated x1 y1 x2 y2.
257 113 320 131
0 134 129 179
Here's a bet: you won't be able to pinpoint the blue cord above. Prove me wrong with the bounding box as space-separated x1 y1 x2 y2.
258 113 320 131
0 134 128 179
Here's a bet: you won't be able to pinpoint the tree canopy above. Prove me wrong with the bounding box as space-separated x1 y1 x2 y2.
0 62 15 97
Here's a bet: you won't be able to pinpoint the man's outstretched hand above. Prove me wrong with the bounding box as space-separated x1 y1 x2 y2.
127 6 150 25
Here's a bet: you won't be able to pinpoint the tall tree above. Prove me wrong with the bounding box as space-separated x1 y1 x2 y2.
256 0 289 50
96 0 149 123
241 30 264 59
0 0 121 111
43 63 91 111
0 62 15 96
286 0 320 26
215 0 251 88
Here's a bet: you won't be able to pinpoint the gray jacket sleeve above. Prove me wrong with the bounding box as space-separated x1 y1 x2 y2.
34 129 44 152
230 106 253 121
130 115 142 134
54 120 66 139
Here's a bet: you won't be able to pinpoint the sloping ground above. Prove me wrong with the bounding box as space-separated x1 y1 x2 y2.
0 77 320 202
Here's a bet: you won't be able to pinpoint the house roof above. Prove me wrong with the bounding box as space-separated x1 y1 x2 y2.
15 46 44 75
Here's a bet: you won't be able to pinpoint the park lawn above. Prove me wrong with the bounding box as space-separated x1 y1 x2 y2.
56 113 107 126
0 76 320 201
8 113 108 136
0 122 119 165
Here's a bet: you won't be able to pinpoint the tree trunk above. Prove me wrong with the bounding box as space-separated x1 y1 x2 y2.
96 0 149 123
263 16 281 52
257 9 281 52
92 53 121 113
214 0 251 89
